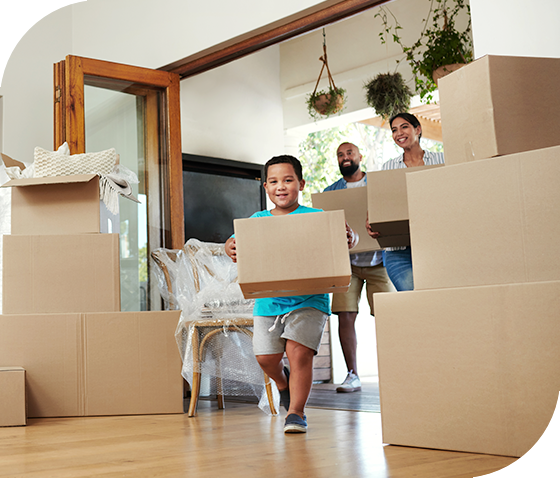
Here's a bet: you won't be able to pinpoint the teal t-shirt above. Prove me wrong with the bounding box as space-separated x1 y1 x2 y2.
243 204 331 317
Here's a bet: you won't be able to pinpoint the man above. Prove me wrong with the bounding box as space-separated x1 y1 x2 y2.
324 142 393 392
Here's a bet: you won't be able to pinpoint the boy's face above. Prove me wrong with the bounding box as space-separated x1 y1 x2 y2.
263 163 305 212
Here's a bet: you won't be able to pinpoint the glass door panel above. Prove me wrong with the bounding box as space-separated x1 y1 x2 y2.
84 85 148 311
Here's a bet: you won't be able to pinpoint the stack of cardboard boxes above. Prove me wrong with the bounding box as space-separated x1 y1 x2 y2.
374 55 560 457
0 161 183 425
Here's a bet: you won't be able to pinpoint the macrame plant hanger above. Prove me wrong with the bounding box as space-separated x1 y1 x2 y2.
311 28 340 99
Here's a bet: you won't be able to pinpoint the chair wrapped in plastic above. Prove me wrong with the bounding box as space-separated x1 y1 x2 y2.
152 238 279 417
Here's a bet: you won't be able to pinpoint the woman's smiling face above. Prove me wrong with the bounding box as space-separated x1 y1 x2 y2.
391 116 422 150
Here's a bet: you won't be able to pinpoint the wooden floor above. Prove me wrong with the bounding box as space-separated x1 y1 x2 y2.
0 401 517 478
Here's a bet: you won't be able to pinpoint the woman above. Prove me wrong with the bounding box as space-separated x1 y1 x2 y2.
366 112 444 291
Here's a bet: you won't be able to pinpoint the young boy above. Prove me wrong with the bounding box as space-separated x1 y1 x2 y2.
225 155 357 433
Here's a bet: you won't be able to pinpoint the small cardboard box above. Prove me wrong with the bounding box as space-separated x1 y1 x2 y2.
0 367 26 426
407 146 560 290
1 175 118 235
0 311 183 418
2 233 121 314
234 210 351 298
366 165 443 248
374 280 560 458
311 187 381 253
439 55 560 164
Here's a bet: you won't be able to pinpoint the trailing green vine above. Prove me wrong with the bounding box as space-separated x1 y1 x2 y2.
375 0 473 101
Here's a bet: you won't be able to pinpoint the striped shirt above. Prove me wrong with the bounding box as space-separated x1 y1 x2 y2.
381 150 445 170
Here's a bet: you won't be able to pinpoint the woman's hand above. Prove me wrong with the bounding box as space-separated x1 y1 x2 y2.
225 237 237 262
365 213 380 239
346 222 359 250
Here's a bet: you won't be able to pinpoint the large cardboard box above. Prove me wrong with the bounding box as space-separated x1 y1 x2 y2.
374 280 560 457
0 367 26 426
439 55 560 165
407 146 560 290
0 311 183 418
234 210 351 298
2 174 118 235
2 233 121 314
367 165 443 248
311 187 381 253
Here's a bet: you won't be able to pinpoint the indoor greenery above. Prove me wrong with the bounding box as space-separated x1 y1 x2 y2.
306 86 347 121
363 72 412 120
376 0 473 100
306 28 347 121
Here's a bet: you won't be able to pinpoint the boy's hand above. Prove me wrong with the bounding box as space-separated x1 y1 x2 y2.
225 237 237 262
346 221 359 250
365 213 380 239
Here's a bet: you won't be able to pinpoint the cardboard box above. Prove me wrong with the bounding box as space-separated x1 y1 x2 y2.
0 311 183 418
367 165 443 248
407 146 560 290
374 280 560 457
439 55 560 164
2 233 121 314
0 367 26 426
311 187 381 253
234 210 351 298
2 174 118 235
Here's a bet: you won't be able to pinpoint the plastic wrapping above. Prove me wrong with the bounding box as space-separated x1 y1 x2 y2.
152 238 279 415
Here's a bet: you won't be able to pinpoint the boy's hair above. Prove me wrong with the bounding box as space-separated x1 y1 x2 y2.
263 155 303 182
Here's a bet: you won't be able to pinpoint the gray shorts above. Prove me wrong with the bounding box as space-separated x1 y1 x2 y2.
253 307 328 355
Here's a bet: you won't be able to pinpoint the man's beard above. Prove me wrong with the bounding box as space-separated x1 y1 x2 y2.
339 161 360 177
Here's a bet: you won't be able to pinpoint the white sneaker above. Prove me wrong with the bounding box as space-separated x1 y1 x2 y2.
336 371 361 393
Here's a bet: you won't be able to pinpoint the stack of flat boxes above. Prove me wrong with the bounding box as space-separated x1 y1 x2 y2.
0 171 183 423
373 55 560 457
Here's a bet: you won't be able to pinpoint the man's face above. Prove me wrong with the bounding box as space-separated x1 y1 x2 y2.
337 143 362 177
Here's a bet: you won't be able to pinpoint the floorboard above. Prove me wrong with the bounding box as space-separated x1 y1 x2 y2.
0 401 516 478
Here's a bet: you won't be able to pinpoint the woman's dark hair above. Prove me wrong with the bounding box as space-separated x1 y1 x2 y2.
389 112 422 141
264 155 303 182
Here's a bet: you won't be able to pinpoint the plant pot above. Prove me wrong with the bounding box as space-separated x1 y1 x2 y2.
313 93 345 116
432 63 466 85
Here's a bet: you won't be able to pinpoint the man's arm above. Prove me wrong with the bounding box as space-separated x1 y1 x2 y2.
346 222 359 249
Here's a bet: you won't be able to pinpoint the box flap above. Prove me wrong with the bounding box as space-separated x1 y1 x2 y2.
2 174 98 188
0 153 26 170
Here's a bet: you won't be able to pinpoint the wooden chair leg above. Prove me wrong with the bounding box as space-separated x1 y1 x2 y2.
188 371 202 417
216 376 225 410
188 325 201 417
263 372 277 415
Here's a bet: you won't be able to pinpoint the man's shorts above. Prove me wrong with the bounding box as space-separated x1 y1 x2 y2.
253 307 328 355
331 263 394 315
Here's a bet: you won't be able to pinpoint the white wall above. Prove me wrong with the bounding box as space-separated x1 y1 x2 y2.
180 46 284 164
0 7 73 162
0 0 325 163
470 0 560 59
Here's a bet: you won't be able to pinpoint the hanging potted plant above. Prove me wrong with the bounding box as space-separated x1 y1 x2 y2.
375 0 473 101
306 86 346 120
363 71 412 120
306 29 347 121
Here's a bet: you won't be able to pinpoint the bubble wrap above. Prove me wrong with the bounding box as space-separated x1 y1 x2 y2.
152 238 280 416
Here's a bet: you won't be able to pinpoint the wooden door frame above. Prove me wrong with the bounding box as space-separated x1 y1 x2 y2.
54 55 184 250
158 0 390 79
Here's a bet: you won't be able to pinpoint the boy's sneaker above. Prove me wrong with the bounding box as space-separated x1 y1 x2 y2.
279 366 290 411
284 413 307 433
336 371 361 393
